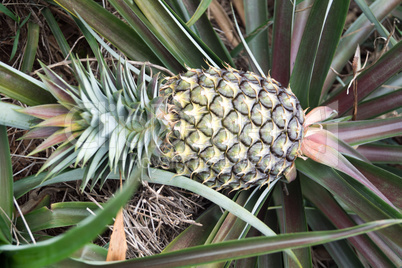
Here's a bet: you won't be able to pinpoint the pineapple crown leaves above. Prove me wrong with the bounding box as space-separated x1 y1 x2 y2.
21 56 168 190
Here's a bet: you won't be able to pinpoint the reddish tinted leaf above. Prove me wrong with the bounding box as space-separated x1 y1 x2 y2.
20 104 69 120
106 219 401 268
29 130 69 155
34 114 71 128
271 0 293 84
352 215 402 266
163 206 222 252
325 40 402 115
302 177 395 267
356 144 402 164
306 210 364 267
323 116 402 146
210 192 249 244
290 0 313 72
305 128 368 161
273 179 311 268
347 157 402 209
351 89 402 120
39 64 78 95
39 75 75 105
296 158 402 247
301 132 393 207
21 127 59 139
304 106 337 127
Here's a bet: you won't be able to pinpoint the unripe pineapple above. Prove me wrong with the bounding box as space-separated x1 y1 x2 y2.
160 67 304 190
21 59 304 191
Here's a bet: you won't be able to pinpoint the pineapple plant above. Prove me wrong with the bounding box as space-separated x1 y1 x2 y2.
21 61 305 191
0 0 401 267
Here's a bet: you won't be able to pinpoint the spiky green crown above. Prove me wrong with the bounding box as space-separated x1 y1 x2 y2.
21 58 167 189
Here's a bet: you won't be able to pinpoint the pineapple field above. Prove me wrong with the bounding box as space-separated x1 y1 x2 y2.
0 0 401 267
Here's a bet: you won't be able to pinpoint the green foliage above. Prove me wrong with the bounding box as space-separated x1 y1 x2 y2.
0 1 401 267
0 4 31 61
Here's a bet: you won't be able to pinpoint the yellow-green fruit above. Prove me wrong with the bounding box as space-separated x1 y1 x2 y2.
161 67 305 190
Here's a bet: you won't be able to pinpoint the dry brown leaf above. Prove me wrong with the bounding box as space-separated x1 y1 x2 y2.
106 208 127 261
209 0 240 47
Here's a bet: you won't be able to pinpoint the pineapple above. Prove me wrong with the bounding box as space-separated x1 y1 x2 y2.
21 59 304 191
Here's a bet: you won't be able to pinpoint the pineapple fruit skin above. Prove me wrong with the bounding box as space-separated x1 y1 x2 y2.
161 67 305 191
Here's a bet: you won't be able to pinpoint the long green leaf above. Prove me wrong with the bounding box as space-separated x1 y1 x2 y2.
0 4 17 21
0 102 38 130
209 191 250 245
289 0 330 108
0 169 142 268
21 22 39 73
12 168 298 265
354 0 397 47
16 202 100 233
0 123 13 244
351 88 402 119
290 0 313 72
273 179 311 268
182 0 234 65
163 205 223 252
13 168 298 264
347 157 402 209
70 220 401 267
186 0 212 27
244 0 270 73
9 28 20 62
356 143 402 164
53 0 162 64
71 15 145 80
146 169 301 266
306 209 365 268
13 169 84 199
0 61 55 106
147 169 277 238
310 0 349 107
42 8 71 58
271 0 293 84
56 244 108 265
109 0 184 73
132 0 221 68
302 176 394 267
296 158 402 247
230 18 273 59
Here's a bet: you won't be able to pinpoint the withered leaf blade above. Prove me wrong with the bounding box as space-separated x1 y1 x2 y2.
106 208 127 261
